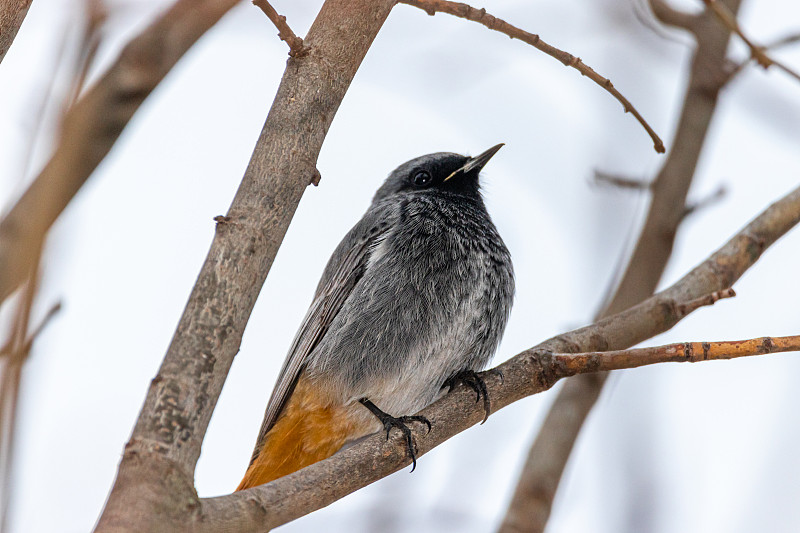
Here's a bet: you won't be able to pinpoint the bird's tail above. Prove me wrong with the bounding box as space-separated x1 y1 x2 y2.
236 379 368 491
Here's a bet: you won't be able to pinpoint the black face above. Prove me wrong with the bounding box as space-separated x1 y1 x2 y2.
373 152 482 203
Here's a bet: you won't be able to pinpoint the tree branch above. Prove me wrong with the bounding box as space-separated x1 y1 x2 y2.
553 334 799 373
498 2 745 530
252 0 307 57
93 1 397 532
201 183 800 532
0 0 240 306
702 0 800 83
0 0 32 64
647 0 699 32
398 0 665 154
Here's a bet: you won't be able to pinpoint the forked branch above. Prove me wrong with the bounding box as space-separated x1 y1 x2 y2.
253 0 307 56
702 0 800 82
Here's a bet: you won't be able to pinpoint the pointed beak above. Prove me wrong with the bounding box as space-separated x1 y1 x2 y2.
444 143 504 182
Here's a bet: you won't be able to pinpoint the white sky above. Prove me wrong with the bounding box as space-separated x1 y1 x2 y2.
1 1 799 532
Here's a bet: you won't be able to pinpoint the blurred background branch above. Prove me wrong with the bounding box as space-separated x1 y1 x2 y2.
498 1 744 531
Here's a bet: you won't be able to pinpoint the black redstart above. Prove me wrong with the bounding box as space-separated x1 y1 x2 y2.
238 144 514 489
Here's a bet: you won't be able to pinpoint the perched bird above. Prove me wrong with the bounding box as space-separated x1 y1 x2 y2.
237 145 514 490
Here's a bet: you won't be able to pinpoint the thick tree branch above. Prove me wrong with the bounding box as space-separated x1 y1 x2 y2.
648 0 699 32
0 0 239 306
0 0 32 64
399 0 665 154
498 2 744 530
252 0 307 57
202 183 800 532
93 1 396 532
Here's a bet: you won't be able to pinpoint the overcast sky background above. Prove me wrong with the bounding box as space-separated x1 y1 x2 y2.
1 0 799 532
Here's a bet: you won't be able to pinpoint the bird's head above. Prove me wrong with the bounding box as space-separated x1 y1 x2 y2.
372 144 504 203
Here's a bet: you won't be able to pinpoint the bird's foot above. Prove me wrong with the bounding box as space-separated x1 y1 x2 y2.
443 369 501 424
359 398 431 472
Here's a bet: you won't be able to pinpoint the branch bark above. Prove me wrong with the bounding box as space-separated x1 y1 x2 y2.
200 183 800 532
498 1 743 531
0 0 239 305
0 0 32 64
93 1 396 532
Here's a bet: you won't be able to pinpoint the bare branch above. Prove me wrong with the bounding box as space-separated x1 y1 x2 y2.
593 170 652 191
201 183 800 533
554 335 800 373
702 0 800 83
399 0 666 154
0 0 240 306
647 0 699 32
252 0 307 57
0 0 33 64
765 32 800 51
683 183 727 218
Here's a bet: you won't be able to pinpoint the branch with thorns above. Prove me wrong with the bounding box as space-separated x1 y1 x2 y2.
399 0 665 154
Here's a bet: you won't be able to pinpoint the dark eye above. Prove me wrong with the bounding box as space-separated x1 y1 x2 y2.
412 170 433 187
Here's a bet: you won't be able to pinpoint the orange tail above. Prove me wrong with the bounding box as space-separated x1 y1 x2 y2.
236 378 370 490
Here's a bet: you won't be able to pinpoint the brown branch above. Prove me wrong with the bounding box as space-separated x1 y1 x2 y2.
648 0 699 32
499 2 744 531
252 0 307 57
399 0 665 154
92 1 396 532
0 0 240 306
683 183 727 218
200 183 800 532
593 170 652 191
0 0 33 64
702 0 800 83
554 335 800 373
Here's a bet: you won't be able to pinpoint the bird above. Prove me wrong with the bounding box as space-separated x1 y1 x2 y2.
237 144 515 490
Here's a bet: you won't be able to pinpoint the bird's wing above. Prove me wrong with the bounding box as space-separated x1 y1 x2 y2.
248 207 395 464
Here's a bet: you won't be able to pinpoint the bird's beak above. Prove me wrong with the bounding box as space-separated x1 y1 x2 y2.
444 143 504 182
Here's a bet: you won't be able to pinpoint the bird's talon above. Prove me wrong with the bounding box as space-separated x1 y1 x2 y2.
360 399 428 471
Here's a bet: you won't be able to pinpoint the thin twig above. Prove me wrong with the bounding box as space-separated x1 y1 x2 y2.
252 0 307 57
67 0 109 108
702 0 800 83
0 253 42 533
552 334 800 373
593 170 652 191
683 183 727 219
399 0 666 154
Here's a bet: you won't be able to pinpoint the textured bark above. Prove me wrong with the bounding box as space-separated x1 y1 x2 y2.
201 184 800 532
498 1 744 531
93 1 396 532
0 0 239 305
0 0 32 63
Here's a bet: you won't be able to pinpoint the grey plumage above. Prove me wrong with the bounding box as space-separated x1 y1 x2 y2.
250 147 514 463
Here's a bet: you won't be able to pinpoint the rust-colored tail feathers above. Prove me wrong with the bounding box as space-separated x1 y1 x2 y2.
236 376 368 490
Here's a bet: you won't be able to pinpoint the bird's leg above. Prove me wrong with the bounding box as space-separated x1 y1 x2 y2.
442 369 502 424
358 398 431 472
